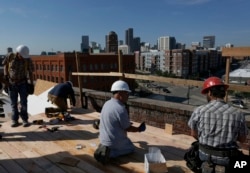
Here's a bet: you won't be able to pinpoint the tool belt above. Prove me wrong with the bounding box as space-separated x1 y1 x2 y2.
199 144 240 158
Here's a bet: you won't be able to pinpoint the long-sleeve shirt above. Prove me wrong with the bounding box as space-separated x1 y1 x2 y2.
48 82 76 106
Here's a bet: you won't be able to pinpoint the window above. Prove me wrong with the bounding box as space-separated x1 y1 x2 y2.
89 64 93 71
95 64 98 70
82 64 87 71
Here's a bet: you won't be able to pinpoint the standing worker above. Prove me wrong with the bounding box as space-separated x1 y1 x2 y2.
3 45 34 127
94 80 146 164
47 81 76 113
188 77 248 172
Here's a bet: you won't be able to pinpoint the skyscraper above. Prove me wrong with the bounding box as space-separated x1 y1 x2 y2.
81 35 89 53
133 37 141 52
157 36 176 51
106 31 118 53
203 36 215 49
125 28 134 53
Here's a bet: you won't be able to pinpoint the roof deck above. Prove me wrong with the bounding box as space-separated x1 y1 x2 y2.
0 108 197 173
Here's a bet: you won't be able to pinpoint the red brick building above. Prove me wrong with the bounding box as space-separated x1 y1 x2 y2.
31 52 136 92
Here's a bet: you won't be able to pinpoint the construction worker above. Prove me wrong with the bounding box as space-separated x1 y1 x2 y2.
2 45 34 127
47 81 76 113
94 80 146 164
188 77 248 172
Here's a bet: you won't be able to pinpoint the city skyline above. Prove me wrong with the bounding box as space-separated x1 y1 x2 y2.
0 0 250 55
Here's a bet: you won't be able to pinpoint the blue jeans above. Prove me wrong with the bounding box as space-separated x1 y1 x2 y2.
9 82 28 122
109 139 135 158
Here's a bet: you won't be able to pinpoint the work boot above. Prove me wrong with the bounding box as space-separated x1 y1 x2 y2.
11 121 19 127
94 144 110 165
23 121 30 127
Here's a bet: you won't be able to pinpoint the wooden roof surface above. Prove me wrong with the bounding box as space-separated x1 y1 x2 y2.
0 108 196 173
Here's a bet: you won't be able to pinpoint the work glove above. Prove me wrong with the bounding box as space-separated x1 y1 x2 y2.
138 122 146 132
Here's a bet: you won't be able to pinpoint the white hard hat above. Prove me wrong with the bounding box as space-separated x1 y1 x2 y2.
16 45 30 58
111 80 131 92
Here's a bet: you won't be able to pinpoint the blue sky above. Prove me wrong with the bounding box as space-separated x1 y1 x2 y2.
0 0 250 54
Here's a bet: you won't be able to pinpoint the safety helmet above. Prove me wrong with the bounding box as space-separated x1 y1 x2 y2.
111 80 131 93
201 77 228 94
16 45 30 58
66 81 73 87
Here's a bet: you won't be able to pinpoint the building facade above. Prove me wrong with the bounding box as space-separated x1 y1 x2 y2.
81 35 89 53
136 49 225 78
125 28 134 53
106 31 118 53
158 36 176 51
203 35 215 49
165 49 194 77
31 53 136 92
139 51 165 72
118 45 129 54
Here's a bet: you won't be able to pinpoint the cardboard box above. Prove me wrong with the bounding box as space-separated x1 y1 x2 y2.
144 147 168 173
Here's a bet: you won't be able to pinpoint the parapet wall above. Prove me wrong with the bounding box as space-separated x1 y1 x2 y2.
79 89 250 151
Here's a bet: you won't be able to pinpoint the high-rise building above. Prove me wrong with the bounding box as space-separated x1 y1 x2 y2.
133 37 141 52
118 45 129 54
7 47 13 53
203 36 215 49
106 31 118 53
125 28 134 53
81 35 89 53
157 36 176 51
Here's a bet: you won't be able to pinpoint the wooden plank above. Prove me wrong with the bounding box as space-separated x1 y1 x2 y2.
222 47 250 57
0 165 8 173
228 84 250 92
28 115 134 173
0 111 196 173
1 124 67 173
0 149 27 173
72 72 204 87
72 72 123 77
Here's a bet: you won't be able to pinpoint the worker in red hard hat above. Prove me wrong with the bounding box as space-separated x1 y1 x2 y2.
201 77 229 102
201 76 229 94
187 76 248 172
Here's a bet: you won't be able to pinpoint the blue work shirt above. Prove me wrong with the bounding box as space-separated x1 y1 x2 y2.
48 82 76 106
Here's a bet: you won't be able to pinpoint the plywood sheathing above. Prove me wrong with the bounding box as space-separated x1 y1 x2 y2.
34 79 57 96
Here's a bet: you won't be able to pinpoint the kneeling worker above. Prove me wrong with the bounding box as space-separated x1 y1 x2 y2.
94 80 146 164
47 81 76 113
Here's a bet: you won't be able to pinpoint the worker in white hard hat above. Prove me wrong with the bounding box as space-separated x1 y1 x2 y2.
2 45 34 127
94 80 146 164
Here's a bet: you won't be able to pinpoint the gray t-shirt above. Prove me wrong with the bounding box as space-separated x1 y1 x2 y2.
99 98 132 149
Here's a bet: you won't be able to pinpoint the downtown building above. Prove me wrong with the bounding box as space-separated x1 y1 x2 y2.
105 31 118 53
30 52 136 92
136 49 225 79
203 35 215 49
158 36 176 51
125 28 134 53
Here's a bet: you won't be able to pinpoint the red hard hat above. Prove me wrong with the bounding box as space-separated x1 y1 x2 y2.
201 77 228 94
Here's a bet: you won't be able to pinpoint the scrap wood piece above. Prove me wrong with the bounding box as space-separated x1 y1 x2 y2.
58 157 80 167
